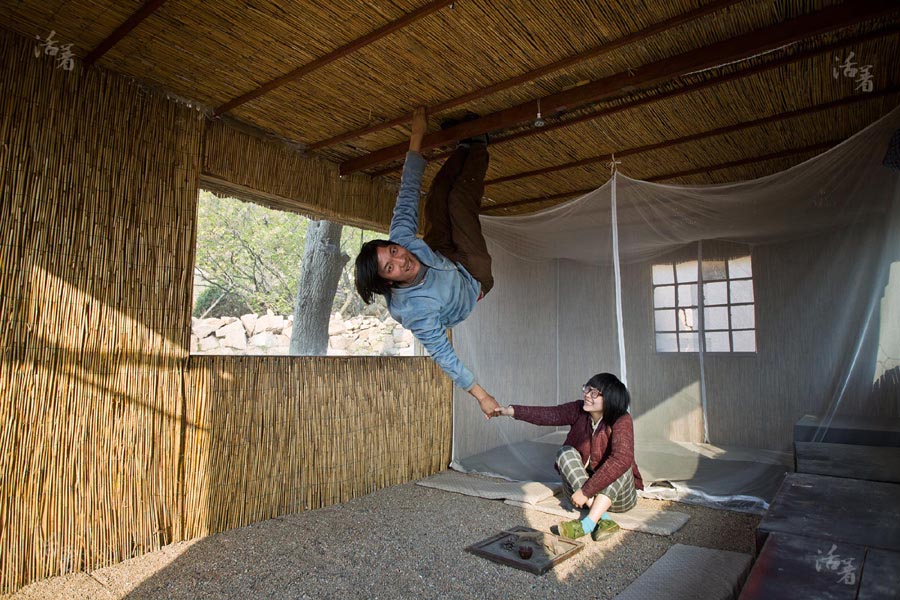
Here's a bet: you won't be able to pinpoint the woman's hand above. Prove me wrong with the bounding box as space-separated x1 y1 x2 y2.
409 106 427 152
493 406 515 417
571 489 589 509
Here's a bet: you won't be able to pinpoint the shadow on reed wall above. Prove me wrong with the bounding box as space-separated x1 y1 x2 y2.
1 28 201 592
0 28 451 594
181 356 453 539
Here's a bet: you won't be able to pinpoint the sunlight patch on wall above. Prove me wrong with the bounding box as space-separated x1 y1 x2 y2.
633 381 704 443
875 261 900 383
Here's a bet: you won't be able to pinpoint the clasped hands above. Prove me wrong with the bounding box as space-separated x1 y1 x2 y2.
570 488 592 509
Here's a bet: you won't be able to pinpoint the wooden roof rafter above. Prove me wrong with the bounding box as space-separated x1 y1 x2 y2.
484 88 900 187
341 0 900 175
214 0 455 116
646 139 841 182
371 22 900 178
82 0 167 67
482 139 844 214
308 0 745 151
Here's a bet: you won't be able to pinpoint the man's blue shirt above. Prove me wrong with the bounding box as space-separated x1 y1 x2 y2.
386 151 480 390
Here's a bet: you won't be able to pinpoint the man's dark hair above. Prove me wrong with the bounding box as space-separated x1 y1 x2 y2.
355 239 393 304
585 372 630 425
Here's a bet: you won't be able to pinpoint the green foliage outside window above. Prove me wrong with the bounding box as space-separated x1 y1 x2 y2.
193 190 387 319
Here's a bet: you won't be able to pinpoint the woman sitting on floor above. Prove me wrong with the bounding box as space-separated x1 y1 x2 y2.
493 372 643 541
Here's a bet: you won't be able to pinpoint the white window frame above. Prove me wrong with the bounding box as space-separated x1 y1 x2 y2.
652 255 757 354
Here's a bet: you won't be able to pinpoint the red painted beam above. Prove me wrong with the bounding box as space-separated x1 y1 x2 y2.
372 25 900 178
485 89 899 186
308 0 744 151
371 23 900 178
83 0 167 67
482 139 843 214
341 0 899 175
214 0 455 116
645 139 839 182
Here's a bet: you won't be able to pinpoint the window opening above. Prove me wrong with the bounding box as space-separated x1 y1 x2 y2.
652 255 756 353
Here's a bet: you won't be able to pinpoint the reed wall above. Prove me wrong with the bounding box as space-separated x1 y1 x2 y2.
0 29 451 594
203 119 398 232
182 357 452 538
0 29 201 593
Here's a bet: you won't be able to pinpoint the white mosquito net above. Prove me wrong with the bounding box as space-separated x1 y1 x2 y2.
450 105 900 512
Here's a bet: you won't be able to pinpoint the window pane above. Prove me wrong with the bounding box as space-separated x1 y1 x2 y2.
732 330 756 352
652 264 675 285
655 309 676 332
731 305 755 329
705 331 730 352
676 260 698 283
677 307 698 331
679 332 699 352
703 281 728 305
729 256 753 278
654 285 675 308
678 283 698 306
730 280 754 303
651 254 754 354
704 306 729 329
656 333 678 352
191 190 422 358
702 260 727 281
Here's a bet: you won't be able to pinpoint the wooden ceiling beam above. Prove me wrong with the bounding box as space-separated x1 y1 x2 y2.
214 0 455 116
482 139 843 214
83 0 167 67
485 88 899 186
341 0 899 175
645 139 840 182
371 23 900 177
483 191 587 214
308 0 744 151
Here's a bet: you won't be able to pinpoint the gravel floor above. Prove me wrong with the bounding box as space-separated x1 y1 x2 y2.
7 480 760 600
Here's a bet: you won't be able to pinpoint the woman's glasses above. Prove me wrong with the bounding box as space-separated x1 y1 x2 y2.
582 385 602 399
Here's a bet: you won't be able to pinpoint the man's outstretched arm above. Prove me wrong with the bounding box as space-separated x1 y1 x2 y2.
408 106 426 153
389 107 428 245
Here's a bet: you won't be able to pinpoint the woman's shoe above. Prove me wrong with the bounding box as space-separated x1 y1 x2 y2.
591 518 620 541
557 519 588 540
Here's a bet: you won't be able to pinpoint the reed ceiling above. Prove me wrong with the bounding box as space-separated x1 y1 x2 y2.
3 0 899 216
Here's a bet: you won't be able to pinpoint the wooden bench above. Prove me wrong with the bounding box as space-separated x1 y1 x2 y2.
755 473 900 554
742 472 900 599
615 544 751 600
739 532 900 600
794 414 900 483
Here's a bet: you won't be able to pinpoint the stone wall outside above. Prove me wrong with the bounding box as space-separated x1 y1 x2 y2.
190 311 416 356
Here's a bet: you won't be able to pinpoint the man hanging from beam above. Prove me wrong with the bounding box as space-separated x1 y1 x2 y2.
355 107 500 418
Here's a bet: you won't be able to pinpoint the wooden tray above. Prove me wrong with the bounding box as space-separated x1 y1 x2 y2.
465 525 584 575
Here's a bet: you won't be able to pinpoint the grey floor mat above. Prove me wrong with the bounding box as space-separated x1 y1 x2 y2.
416 470 560 504
454 436 788 513
505 496 689 536
637 445 787 513
419 471 688 536
451 438 561 483
613 544 752 600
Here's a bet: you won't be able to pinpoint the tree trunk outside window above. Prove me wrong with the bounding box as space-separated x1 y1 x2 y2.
290 220 348 355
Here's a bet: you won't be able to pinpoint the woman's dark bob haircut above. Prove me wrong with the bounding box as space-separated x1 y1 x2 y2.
584 372 630 425
355 239 393 304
